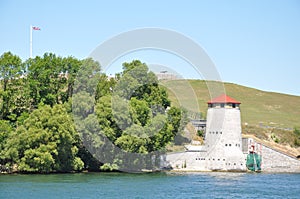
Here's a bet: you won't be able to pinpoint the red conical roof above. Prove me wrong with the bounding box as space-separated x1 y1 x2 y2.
208 94 241 104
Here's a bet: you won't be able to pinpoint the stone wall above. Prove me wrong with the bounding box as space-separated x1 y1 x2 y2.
163 151 209 171
261 144 300 172
243 138 300 172
164 150 247 172
163 139 300 172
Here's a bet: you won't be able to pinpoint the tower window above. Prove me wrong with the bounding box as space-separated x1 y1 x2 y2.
225 144 228 146
229 144 231 146
221 103 225 108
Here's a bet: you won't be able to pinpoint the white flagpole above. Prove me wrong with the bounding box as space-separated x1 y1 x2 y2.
30 25 32 58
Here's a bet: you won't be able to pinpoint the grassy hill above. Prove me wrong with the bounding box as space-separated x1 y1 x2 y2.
161 79 300 154
161 79 300 129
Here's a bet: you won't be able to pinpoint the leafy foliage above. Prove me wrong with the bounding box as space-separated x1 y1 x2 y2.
4 104 83 173
0 120 12 165
0 52 186 173
0 52 24 120
95 60 185 155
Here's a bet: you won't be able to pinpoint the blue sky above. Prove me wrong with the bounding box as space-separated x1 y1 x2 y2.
0 0 299 96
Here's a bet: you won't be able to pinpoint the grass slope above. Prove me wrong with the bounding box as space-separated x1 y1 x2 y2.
162 79 300 129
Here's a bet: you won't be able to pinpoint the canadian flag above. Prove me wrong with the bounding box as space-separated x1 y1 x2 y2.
32 26 41 30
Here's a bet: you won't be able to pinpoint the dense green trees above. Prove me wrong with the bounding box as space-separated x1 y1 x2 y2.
93 60 184 153
0 120 12 168
0 52 82 122
0 52 24 120
86 60 186 171
7 104 83 173
0 52 187 173
27 53 81 107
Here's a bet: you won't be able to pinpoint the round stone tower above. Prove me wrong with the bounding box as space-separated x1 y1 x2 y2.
205 94 246 171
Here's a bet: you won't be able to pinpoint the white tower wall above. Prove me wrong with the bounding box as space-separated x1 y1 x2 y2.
205 108 246 171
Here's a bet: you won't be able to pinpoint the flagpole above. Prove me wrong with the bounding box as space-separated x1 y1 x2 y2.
30 25 32 58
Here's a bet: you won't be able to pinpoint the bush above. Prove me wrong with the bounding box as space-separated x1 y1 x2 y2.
73 157 84 171
197 130 204 137
100 163 119 172
294 127 300 137
271 133 280 143
294 138 300 147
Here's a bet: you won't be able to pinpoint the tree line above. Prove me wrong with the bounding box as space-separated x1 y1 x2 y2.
0 52 187 173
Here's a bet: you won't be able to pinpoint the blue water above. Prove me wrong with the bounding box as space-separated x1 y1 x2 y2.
0 172 299 199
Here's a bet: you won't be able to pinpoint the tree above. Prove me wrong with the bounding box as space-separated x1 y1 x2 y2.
95 95 121 142
73 57 101 95
0 53 188 173
90 60 186 171
72 59 187 171
0 52 23 120
61 56 82 101
26 53 70 107
0 120 13 167
5 104 83 173
8 78 31 121
129 97 151 126
95 73 116 101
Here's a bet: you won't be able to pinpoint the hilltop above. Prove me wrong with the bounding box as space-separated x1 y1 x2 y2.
161 79 300 155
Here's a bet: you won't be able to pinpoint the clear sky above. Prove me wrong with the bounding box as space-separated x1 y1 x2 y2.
1 0 299 96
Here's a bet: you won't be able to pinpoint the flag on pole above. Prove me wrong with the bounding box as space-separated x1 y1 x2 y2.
30 25 41 58
32 26 41 30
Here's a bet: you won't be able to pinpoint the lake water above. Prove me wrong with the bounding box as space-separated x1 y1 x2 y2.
0 172 299 199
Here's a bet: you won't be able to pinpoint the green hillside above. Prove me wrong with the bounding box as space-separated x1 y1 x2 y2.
162 79 300 155
162 79 300 129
